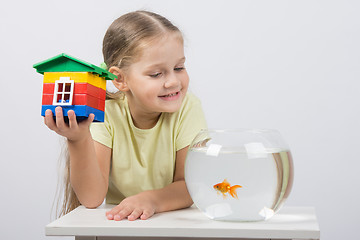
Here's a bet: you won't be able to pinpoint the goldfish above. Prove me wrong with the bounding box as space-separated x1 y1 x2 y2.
213 179 242 199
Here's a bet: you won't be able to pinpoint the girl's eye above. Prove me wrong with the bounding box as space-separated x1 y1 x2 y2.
149 72 162 78
174 67 185 72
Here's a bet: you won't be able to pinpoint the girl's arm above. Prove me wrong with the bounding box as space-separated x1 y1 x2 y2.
151 145 193 212
68 137 111 208
45 107 111 208
106 146 192 221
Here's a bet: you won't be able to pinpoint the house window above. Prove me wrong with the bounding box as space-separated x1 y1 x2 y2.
53 77 74 106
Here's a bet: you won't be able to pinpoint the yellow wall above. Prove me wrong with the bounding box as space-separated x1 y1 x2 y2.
43 72 106 90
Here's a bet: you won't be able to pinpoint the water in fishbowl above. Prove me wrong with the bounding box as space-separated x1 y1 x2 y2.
185 146 293 221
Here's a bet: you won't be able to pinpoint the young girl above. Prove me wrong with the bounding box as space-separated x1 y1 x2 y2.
44 10 207 221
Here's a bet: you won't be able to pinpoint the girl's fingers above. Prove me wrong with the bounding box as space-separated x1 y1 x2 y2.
106 212 114 220
128 209 143 221
55 107 66 129
107 204 134 221
80 113 95 128
87 113 95 124
140 209 154 220
44 109 57 130
106 205 123 220
114 208 132 221
43 108 94 141
106 206 154 221
68 110 78 129
105 196 156 221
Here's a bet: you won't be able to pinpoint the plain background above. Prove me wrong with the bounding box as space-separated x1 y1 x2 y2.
1 0 359 239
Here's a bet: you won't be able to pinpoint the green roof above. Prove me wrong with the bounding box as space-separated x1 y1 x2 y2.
33 53 117 80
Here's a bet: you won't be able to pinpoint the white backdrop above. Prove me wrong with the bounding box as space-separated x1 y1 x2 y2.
1 0 359 239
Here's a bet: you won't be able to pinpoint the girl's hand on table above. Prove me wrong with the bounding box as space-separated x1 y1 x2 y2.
106 191 157 221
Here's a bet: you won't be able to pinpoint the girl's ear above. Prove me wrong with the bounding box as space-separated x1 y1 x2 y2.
109 66 129 92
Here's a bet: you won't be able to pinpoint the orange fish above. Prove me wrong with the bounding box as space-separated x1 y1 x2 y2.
213 179 242 199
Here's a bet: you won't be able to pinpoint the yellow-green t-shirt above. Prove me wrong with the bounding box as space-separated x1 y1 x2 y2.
90 92 207 204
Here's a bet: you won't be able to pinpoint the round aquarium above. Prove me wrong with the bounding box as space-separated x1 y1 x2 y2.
185 129 294 221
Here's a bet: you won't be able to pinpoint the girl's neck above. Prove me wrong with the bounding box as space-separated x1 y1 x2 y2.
127 101 161 130
131 112 161 129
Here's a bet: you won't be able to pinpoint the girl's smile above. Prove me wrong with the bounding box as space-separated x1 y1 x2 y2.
159 91 181 101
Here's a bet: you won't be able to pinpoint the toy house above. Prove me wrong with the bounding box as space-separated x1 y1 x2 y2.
33 53 116 122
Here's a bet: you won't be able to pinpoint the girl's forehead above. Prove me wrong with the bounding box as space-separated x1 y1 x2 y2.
135 33 184 64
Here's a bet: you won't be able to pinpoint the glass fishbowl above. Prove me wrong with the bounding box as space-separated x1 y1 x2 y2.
185 129 294 221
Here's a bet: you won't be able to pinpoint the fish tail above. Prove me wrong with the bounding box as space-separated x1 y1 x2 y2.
229 185 242 199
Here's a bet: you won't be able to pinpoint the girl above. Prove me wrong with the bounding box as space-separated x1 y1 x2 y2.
44 10 207 221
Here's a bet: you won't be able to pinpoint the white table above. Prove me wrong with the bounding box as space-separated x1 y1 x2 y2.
46 205 320 240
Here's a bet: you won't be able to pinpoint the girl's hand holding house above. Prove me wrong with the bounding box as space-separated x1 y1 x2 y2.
44 106 94 142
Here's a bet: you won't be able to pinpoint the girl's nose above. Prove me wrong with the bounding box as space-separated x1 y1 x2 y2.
164 73 180 88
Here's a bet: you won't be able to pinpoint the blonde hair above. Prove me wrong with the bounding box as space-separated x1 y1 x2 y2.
57 10 182 217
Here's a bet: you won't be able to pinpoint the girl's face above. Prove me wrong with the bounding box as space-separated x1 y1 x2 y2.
123 33 189 116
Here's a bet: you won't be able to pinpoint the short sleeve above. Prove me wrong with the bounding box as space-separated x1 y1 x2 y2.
175 94 207 151
90 117 113 149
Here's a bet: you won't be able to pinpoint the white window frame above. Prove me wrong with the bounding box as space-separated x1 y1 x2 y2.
53 77 75 106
